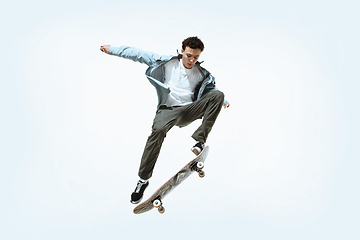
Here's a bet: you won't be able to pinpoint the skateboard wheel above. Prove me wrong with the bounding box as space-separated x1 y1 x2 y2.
158 206 165 214
153 199 162 208
198 170 205 178
196 162 204 170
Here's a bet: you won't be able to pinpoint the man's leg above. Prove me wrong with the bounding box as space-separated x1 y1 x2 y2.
138 106 182 180
131 106 181 204
176 90 225 143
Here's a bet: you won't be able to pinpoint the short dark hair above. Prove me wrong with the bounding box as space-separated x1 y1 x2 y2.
182 36 204 52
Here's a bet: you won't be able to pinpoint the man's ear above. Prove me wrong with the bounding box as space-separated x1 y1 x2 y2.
181 49 184 54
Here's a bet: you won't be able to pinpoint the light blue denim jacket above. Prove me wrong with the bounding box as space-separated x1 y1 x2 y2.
109 45 227 108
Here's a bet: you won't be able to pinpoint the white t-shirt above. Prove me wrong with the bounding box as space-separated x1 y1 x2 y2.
164 59 203 107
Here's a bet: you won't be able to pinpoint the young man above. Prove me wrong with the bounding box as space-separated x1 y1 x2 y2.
100 37 230 204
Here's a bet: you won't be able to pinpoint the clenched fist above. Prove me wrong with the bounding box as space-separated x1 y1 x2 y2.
100 45 110 54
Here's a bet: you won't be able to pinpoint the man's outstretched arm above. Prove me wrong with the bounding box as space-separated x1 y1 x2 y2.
100 44 172 66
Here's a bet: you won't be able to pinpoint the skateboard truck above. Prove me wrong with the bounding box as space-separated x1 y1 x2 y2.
153 198 165 214
192 161 205 178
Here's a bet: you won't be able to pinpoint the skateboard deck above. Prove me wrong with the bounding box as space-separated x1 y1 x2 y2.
133 146 209 214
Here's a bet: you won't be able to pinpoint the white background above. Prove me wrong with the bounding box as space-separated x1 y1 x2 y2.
1 0 359 239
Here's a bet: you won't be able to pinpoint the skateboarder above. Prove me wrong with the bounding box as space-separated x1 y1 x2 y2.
100 37 230 204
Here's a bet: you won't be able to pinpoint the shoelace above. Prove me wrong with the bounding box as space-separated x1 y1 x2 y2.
135 181 145 193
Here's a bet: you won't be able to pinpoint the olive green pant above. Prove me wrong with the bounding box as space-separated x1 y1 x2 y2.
138 90 225 180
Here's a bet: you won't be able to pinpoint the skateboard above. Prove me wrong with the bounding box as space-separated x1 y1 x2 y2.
133 146 210 214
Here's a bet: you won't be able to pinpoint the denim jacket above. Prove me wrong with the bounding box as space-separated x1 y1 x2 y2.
109 45 227 108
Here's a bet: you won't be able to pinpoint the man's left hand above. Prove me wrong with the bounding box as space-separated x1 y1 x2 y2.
224 102 230 109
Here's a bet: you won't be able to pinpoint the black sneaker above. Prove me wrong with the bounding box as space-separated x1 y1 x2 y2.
191 142 205 156
130 180 149 204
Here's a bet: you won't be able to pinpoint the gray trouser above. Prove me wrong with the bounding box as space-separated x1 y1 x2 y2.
138 90 225 180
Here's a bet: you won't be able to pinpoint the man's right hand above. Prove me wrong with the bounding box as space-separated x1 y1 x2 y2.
100 45 110 54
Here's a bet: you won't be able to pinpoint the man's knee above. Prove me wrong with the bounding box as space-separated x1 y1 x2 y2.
211 90 225 102
151 125 168 137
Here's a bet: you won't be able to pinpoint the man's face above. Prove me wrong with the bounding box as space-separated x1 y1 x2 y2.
181 46 202 69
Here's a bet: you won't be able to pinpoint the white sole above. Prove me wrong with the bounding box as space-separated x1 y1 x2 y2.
191 147 201 156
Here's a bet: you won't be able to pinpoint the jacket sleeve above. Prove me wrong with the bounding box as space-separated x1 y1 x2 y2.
109 45 172 66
